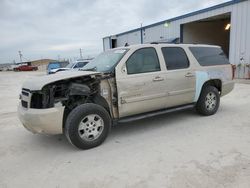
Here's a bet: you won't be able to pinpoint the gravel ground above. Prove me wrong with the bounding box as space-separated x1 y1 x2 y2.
0 71 250 188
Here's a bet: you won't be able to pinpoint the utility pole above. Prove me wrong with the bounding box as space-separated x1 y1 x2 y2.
80 48 83 59
18 51 23 63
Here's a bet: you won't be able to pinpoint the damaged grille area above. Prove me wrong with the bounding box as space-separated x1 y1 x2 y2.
22 91 29 96
30 93 43 109
21 88 30 108
21 100 28 108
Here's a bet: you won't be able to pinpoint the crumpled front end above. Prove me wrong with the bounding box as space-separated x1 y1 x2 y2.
17 72 104 135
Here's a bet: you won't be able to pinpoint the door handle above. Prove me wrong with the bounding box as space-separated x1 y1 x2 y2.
185 72 195 77
153 76 164 82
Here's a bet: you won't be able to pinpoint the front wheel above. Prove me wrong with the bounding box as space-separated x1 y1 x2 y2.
196 86 220 116
64 103 111 149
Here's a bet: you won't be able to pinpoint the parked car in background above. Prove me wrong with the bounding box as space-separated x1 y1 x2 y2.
18 43 234 149
14 65 38 71
48 59 91 74
0 64 13 71
47 61 69 74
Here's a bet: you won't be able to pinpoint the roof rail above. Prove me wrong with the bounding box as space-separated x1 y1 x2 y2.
150 42 203 45
150 41 180 44
150 37 180 44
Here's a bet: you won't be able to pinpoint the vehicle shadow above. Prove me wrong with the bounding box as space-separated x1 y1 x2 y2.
109 109 197 139
25 109 198 152
30 134 75 151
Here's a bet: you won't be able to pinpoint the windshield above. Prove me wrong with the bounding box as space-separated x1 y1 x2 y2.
82 49 128 72
66 62 75 68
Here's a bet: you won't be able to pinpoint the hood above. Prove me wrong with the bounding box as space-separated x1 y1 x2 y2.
22 71 101 91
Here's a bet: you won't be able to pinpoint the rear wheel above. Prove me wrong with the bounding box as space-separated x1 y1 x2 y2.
196 86 220 116
64 103 111 149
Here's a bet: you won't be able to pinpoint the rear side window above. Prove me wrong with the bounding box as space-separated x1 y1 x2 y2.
189 47 230 66
161 47 189 70
126 48 160 74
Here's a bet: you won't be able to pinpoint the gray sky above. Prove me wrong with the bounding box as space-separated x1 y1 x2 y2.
0 0 228 64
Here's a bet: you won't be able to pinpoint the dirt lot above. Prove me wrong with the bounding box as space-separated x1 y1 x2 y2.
0 71 250 188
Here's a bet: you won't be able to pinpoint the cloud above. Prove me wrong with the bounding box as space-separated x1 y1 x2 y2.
0 0 228 63
47 42 97 51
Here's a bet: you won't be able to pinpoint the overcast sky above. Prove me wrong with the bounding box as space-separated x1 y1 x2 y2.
0 0 228 64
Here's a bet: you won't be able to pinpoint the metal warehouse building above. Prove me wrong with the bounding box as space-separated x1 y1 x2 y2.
103 0 250 78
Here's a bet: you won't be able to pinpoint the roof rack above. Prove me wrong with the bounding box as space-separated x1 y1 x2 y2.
150 42 201 45
150 37 180 44
150 42 178 44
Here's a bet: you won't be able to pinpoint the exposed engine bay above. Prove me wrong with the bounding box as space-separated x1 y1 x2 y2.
29 75 105 110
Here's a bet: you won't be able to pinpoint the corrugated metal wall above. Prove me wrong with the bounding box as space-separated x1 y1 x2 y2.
103 0 250 78
230 0 250 78
103 37 110 51
142 5 232 49
117 30 141 47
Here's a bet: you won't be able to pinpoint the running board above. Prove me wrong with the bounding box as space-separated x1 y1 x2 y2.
117 104 195 123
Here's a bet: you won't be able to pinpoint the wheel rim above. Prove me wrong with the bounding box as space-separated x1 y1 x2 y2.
205 92 217 111
78 114 104 141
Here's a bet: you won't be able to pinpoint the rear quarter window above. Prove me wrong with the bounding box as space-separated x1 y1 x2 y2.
189 47 230 66
161 47 189 70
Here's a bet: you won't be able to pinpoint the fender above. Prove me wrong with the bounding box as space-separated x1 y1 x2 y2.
194 71 209 102
194 71 223 102
92 95 111 115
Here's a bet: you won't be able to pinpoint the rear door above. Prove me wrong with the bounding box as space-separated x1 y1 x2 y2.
116 47 167 118
160 47 196 107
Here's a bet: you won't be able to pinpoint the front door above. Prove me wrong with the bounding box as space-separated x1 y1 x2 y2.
116 47 167 118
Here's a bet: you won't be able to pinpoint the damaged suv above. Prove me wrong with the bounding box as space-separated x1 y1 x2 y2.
18 43 234 149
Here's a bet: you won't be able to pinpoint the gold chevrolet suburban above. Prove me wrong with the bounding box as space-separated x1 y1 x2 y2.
18 43 234 149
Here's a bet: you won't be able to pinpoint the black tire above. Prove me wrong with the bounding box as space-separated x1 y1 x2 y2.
64 103 111 149
196 85 220 116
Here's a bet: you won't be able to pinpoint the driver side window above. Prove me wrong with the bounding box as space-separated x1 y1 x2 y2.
126 48 160 74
